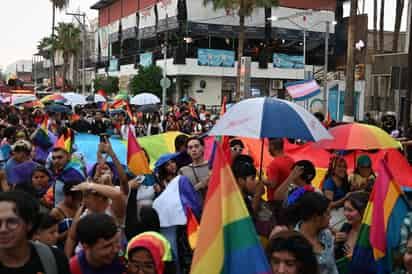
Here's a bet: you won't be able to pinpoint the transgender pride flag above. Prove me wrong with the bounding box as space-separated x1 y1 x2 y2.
285 80 321 101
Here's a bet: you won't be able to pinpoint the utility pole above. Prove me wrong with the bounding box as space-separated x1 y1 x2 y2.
323 21 330 115
403 7 412 131
67 12 87 95
161 13 169 115
343 0 358 122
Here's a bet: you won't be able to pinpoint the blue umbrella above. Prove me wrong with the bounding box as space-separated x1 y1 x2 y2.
209 97 332 141
45 104 72 114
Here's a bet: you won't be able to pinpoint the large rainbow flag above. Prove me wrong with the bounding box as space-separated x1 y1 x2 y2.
190 143 271 274
350 159 409 273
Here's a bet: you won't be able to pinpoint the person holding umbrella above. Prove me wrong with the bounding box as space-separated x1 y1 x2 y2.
266 138 295 202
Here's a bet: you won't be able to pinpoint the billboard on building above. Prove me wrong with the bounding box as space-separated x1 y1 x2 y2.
273 53 304 69
197 49 235 67
109 58 118 71
140 52 153 67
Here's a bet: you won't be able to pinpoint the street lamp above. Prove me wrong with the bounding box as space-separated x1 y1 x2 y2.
268 12 336 113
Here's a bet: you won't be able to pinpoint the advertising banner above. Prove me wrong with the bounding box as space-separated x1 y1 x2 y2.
273 53 304 69
140 52 153 67
197 49 235 67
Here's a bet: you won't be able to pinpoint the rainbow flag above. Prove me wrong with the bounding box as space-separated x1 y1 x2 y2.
190 144 271 274
127 128 151 175
350 159 409 274
32 116 52 149
54 128 72 153
111 99 126 110
97 89 107 98
187 207 200 249
284 79 321 101
100 102 108 112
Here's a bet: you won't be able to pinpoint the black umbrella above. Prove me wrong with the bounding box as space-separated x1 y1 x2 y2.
137 104 160 113
45 104 72 114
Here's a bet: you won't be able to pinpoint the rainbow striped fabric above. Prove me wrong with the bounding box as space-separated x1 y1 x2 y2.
285 79 321 101
32 116 53 149
191 144 270 274
127 128 151 175
350 159 409 274
54 128 73 153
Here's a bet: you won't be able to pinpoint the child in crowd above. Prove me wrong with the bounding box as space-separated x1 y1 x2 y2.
32 212 59 247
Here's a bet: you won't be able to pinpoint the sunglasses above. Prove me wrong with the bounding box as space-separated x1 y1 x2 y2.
231 147 243 153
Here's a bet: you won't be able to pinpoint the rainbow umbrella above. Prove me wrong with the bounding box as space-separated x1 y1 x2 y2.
40 94 67 104
22 100 44 108
316 123 402 150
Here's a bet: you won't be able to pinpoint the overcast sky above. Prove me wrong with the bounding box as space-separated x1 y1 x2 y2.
0 0 408 70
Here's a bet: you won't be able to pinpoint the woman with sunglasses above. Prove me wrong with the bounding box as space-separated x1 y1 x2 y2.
229 139 245 162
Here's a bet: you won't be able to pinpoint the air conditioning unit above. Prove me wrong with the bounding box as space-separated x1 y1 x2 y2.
272 80 283 90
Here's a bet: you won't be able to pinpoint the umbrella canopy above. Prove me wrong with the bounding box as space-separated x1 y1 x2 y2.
11 94 38 105
130 93 160 105
40 94 67 104
86 94 106 103
316 123 402 150
22 100 44 109
209 97 332 142
137 104 160 113
62 92 87 106
45 104 72 114
114 93 129 101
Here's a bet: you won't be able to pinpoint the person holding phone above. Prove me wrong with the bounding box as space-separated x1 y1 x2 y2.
88 135 129 195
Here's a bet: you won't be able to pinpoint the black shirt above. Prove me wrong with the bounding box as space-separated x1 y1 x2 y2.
71 119 91 133
91 120 108 135
0 244 71 274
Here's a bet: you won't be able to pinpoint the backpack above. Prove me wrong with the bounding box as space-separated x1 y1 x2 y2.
32 241 58 274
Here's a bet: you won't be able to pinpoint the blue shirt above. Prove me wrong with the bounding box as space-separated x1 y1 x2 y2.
323 177 347 202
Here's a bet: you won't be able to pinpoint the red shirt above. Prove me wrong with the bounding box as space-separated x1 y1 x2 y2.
266 155 295 201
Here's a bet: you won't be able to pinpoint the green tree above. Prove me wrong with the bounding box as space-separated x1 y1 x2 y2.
129 65 163 98
203 0 278 101
54 22 81 90
49 0 70 90
94 76 119 95
37 36 54 59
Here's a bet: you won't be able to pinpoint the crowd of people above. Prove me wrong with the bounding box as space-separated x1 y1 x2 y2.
0 100 411 274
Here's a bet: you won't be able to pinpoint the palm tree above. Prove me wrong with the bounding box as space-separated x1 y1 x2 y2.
37 37 54 59
393 0 405 51
344 0 358 122
55 22 81 90
203 0 278 101
379 0 385 51
49 0 70 90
